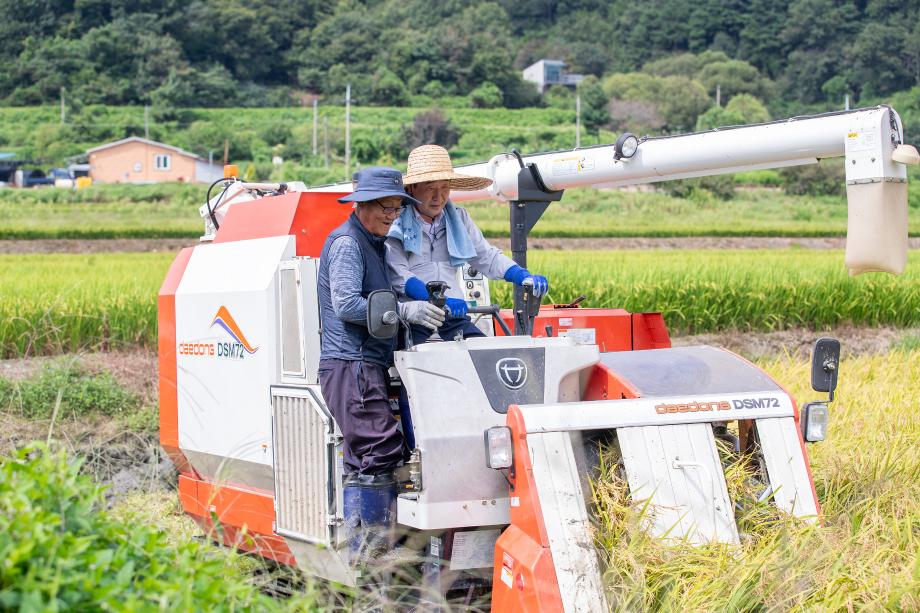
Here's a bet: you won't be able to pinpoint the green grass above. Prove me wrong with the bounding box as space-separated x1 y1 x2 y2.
0 444 318 611
0 359 139 419
1 249 918 357
3 183 919 239
891 331 920 352
593 352 920 610
0 183 206 239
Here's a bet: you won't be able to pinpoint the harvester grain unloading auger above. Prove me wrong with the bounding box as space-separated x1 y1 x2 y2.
161 106 915 610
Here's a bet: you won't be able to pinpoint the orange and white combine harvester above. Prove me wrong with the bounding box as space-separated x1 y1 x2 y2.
159 107 916 610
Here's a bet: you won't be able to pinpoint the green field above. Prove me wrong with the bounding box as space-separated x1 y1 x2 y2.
0 252 168 357
2 249 918 358
0 105 586 169
3 182 920 240
5 104 920 240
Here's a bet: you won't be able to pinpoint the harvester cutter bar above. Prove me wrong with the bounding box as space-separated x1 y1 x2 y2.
515 391 819 611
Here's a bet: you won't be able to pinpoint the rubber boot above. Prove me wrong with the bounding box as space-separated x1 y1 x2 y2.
357 472 397 563
342 473 362 564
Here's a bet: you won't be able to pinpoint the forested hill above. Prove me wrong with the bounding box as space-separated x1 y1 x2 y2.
1 0 918 114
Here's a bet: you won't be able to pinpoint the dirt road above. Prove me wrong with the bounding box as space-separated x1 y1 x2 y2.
4 237 919 254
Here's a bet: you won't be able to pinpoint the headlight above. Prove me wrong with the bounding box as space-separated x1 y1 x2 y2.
484 426 513 469
614 132 639 160
802 402 829 442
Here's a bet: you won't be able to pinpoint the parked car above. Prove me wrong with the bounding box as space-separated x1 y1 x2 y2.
14 169 55 188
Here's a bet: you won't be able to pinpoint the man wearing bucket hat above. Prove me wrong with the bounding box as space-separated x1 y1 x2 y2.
386 144 550 346
317 166 446 566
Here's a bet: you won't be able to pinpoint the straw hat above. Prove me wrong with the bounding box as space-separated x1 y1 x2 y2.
402 145 493 191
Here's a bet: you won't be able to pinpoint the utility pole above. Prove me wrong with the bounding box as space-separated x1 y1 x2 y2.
144 105 150 140
60 88 66 123
345 84 351 181
575 93 581 149
716 83 721 107
845 94 850 111
312 99 318 157
323 117 329 169
223 139 229 165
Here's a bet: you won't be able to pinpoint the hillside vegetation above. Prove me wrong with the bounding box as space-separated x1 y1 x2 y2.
4 1 920 179
3 0 918 111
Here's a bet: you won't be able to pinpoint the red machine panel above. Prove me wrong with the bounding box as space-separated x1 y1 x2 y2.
496 305 671 353
214 190 350 256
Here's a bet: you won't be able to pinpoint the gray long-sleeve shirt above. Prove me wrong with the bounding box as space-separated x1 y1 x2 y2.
326 236 367 323
385 205 515 301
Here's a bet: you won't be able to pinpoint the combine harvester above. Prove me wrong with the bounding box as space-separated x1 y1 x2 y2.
159 107 916 610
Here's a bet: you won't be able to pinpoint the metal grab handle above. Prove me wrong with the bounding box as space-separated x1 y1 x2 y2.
672 459 720 534
468 304 513 336
239 181 287 192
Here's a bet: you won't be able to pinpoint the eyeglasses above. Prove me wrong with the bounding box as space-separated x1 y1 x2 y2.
373 201 404 216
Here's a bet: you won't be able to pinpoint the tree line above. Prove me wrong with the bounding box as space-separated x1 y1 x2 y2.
1 1 918 111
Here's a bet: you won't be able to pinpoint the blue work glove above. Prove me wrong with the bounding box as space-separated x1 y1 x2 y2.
444 297 468 318
503 265 549 297
404 277 429 301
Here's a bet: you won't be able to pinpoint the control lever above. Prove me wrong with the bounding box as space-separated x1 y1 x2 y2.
468 305 513 336
425 281 449 309
518 279 542 336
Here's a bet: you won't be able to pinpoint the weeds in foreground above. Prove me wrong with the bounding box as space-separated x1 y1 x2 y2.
0 359 140 419
0 445 318 611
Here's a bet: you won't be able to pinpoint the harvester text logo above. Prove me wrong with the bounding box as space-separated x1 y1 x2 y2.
654 400 731 414
654 396 783 414
177 306 259 360
732 397 781 409
496 357 527 390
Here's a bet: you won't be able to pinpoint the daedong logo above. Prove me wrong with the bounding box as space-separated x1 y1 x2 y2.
178 306 260 359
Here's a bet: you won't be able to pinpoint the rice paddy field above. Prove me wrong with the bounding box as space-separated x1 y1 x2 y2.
3 181 920 240
594 352 920 611
2 241 918 610
2 249 918 358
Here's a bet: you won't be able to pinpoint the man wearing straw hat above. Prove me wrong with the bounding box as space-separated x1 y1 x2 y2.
317 166 446 565
386 144 549 347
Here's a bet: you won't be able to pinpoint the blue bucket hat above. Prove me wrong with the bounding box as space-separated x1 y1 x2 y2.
337 166 421 207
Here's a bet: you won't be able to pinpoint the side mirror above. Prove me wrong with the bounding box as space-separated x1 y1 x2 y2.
811 338 840 401
367 289 399 339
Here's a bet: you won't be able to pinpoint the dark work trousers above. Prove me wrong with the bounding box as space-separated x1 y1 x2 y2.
318 358 403 476
409 315 486 346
